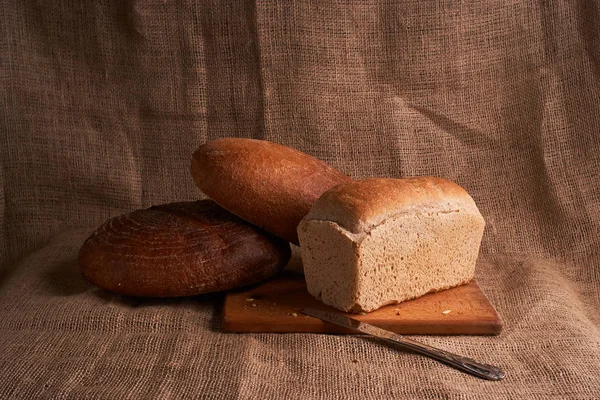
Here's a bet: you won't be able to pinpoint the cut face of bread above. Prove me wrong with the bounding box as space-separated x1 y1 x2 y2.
297 177 486 313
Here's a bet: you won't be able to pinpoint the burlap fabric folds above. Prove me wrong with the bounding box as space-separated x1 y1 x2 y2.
1 1 599 399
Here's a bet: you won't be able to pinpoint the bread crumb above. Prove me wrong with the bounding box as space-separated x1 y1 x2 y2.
290 312 298 317
394 308 399 311
442 309 451 315
245 298 255 302
251 303 257 308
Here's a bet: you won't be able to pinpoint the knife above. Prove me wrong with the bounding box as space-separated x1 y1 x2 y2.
301 307 505 381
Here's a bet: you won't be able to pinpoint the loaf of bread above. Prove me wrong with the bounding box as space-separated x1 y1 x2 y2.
79 200 291 297
191 138 351 244
297 177 485 313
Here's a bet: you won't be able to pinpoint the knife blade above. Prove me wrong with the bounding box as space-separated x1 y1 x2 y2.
301 307 505 381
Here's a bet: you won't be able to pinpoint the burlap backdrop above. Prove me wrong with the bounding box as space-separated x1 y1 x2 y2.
1 1 599 399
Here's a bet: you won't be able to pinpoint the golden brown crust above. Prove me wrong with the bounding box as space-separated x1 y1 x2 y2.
190 138 351 244
304 177 483 234
78 200 291 297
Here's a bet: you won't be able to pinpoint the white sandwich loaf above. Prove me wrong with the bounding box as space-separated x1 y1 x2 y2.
297 177 486 313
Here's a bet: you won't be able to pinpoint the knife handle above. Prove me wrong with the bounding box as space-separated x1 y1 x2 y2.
386 334 505 381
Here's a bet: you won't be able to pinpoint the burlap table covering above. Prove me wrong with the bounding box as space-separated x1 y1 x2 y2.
1 1 599 398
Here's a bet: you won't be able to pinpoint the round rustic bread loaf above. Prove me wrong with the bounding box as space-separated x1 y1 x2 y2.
191 138 351 244
78 200 291 297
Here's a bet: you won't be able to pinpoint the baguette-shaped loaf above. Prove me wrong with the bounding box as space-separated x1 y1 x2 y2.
79 200 291 297
297 177 485 313
191 138 351 244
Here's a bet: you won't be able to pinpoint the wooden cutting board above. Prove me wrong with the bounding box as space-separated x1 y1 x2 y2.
222 271 502 335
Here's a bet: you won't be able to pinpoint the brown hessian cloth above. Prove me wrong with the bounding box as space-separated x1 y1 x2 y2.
1 1 599 398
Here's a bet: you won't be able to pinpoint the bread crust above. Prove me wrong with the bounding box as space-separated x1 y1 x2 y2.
78 200 291 297
304 177 483 235
191 138 350 244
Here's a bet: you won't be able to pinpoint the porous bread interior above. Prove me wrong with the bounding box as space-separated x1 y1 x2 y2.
298 208 485 313
298 220 359 311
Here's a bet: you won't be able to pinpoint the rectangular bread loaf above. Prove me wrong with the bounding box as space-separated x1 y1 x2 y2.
297 177 486 313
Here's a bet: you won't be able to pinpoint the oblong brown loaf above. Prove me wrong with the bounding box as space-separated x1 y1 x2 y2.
191 138 351 244
78 200 291 297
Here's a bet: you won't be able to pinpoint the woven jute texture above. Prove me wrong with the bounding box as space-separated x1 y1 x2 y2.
1 1 600 398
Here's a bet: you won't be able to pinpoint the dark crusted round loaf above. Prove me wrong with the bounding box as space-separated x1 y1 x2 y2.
191 138 351 244
78 200 291 297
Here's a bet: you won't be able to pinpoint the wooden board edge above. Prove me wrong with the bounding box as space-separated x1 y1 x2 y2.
221 319 503 336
